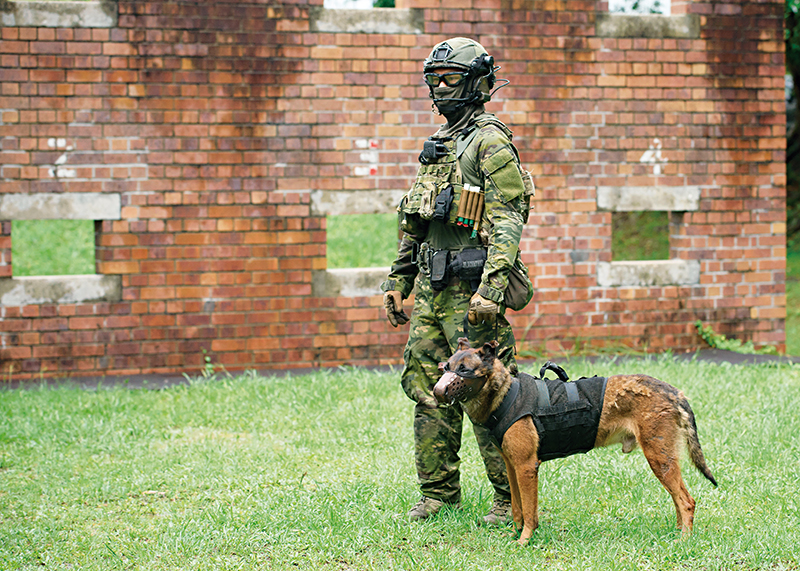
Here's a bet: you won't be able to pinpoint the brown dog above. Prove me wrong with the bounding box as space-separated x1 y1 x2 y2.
433 339 717 545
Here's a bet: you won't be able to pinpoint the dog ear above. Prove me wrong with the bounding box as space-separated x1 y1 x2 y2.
457 337 471 351
480 340 498 360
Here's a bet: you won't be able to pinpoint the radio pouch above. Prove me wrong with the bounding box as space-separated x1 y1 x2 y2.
449 248 487 293
430 250 450 291
433 185 454 222
420 139 448 164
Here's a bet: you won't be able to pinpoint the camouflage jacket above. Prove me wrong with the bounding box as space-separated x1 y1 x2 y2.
381 113 532 304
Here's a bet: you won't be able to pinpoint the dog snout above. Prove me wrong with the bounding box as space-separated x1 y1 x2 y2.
433 370 459 404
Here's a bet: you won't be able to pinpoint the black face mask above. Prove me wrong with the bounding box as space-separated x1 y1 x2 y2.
431 84 465 117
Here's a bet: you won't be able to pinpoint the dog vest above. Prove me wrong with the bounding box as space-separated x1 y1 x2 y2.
483 372 608 462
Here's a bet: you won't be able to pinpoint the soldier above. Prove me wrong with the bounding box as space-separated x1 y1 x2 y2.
381 38 534 523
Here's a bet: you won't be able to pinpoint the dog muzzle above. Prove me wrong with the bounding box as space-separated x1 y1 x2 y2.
433 370 486 405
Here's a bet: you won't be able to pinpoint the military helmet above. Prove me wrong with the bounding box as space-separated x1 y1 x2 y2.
423 37 497 111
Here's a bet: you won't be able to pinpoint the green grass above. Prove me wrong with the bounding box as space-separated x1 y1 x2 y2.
611 211 670 261
326 213 398 269
11 220 95 276
2 359 799 570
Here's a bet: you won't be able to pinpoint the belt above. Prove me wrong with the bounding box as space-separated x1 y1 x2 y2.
414 243 487 292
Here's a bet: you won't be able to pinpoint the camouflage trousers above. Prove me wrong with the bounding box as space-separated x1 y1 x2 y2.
400 275 517 504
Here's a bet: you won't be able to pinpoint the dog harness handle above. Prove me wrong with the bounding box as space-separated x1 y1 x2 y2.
539 361 569 381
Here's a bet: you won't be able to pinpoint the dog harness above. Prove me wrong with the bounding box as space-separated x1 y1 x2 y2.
483 371 608 461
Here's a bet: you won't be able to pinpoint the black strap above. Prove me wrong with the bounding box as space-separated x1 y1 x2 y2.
564 382 579 403
534 378 550 409
484 379 520 431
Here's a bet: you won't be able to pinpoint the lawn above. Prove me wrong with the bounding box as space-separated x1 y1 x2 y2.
10 220 95 277
1 358 799 570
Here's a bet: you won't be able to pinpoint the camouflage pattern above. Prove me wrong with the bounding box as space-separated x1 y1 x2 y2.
380 110 530 504
382 113 528 303
402 275 516 503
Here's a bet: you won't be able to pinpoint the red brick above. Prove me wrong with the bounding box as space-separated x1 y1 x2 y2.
0 0 785 378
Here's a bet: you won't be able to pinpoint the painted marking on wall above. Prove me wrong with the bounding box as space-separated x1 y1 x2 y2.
355 139 379 150
353 140 379 176
353 166 378 176
47 138 76 178
639 138 668 175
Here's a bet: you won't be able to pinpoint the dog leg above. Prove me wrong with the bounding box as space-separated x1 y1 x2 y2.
502 418 540 545
501 452 524 532
638 430 696 535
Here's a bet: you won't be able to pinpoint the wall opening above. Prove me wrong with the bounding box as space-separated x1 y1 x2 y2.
611 211 670 261
326 213 397 269
11 220 96 276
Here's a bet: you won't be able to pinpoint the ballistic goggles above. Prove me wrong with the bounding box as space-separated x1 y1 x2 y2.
423 71 469 88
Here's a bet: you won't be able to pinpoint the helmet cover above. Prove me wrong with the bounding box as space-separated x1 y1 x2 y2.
424 37 496 112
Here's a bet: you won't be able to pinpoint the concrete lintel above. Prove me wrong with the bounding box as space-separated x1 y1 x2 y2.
597 260 700 287
310 189 405 216
309 7 423 34
1 1 117 28
596 13 700 39
597 186 700 212
312 267 389 298
0 274 122 306
0 193 121 221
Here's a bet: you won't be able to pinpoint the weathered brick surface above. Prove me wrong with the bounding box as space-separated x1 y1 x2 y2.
0 0 786 379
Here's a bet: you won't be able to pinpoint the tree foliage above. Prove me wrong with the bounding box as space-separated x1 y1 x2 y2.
787 0 800 245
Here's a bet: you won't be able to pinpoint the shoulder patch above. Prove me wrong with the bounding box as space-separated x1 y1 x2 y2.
483 146 516 175
483 146 524 203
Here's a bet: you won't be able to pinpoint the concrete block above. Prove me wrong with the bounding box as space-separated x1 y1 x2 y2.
0 274 122 306
309 7 423 34
312 267 389 298
310 189 405 216
597 186 700 212
597 260 700 287
0 193 121 221
0 1 117 28
596 13 700 39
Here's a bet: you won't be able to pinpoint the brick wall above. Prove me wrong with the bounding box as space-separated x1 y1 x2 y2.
0 0 786 379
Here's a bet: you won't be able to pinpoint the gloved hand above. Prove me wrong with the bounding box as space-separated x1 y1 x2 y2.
383 290 410 327
468 292 499 325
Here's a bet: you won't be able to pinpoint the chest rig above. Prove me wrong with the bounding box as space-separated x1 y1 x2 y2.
402 131 487 292
406 136 469 226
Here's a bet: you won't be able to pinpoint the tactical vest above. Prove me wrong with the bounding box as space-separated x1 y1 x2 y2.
483 372 608 461
399 114 535 306
400 114 534 236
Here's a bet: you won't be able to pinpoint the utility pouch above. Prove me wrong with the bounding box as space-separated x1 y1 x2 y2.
504 256 534 311
449 248 487 281
420 139 448 164
433 184 454 222
429 249 450 291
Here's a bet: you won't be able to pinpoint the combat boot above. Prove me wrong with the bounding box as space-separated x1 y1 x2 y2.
482 498 512 526
407 496 460 521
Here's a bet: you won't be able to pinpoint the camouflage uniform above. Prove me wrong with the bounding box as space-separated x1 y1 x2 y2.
381 113 531 505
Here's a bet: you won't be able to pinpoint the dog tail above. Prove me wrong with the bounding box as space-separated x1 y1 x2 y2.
679 396 718 487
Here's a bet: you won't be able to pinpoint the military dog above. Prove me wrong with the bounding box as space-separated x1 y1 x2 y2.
433 339 717 545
